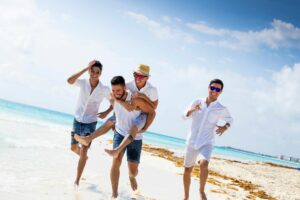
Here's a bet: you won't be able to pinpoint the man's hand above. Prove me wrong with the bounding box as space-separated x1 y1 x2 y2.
87 60 97 70
216 125 227 136
186 103 201 117
110 93 116 101
132 92 143 99
137 128 146 134
97 111 108 119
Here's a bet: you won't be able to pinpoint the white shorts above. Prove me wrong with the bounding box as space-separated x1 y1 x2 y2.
183 144 213 168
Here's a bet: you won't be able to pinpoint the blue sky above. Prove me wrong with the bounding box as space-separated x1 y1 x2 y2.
1 0 300 157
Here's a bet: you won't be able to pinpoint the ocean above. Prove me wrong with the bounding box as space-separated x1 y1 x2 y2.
1 98 299 169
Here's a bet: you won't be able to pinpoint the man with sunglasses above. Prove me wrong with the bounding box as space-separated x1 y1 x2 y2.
182 79 233 200
67 60 112 189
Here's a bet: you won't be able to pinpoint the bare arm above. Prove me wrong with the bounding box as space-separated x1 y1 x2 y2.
97 105 113 119
132 93 158 109
115 99 136 111
67 60 96 84
186 103 201 117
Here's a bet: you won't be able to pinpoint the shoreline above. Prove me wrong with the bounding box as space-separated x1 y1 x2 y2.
141 143 300 200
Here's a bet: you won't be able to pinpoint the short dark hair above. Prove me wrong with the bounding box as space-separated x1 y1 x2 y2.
92 60 102 71
111 76 125 86
209 79 224 90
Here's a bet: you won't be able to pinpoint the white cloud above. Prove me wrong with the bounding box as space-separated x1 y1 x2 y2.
188 19 300 50
126 11 198 43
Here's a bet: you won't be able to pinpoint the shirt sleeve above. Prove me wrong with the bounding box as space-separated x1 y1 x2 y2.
149 87 158 102
104 86 111 101
182 99 199 120
74 79 85 87
220 108 233 126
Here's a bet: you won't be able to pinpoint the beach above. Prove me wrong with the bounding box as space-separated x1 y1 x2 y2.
1 116 300 200
0 99 300 200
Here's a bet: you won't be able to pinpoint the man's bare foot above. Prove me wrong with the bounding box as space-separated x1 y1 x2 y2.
200 192 207 200
74 134 90 146
104 148 120 158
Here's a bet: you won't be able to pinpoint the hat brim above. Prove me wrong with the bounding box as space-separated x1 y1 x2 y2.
133 70 150 77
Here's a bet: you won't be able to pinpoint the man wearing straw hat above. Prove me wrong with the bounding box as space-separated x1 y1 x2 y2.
74 64 158 196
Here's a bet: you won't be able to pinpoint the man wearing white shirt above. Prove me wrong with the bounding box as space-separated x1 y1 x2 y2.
105 64 158 158
67 60 111 188
75 64 158 157
109 76 146 199
182 79 233 200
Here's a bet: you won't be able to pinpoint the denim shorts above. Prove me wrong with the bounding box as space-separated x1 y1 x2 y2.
71 119 97 146
113 132 142 163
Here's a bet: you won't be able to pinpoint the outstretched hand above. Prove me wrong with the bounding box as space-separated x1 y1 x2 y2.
216 125 227 136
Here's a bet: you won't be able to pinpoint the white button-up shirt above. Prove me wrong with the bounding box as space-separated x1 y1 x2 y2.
114 92 143 140
74 79 110 123
183 98 233 149
126 81 158 102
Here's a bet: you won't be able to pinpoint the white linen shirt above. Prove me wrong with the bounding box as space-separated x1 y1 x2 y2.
126 81 158 102
74 79 110 123
114 92 143 140
183 98 233 149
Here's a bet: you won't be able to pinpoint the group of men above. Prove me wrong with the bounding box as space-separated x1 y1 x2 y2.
67 60 233 200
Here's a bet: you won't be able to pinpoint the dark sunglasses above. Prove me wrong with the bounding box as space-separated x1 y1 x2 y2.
210 86 222 92
133 73 147 79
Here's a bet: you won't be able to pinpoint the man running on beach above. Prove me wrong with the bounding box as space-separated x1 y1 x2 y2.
75 64 158 157
67 60 111 188
182 79 233 200
108 76 149 199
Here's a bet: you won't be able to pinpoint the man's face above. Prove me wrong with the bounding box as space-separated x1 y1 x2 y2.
208 83 222 100
89 66 101 80
133 73 148 87
112 84 126 99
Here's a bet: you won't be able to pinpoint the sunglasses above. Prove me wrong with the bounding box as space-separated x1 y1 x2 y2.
210 86 222 92
133 73 147 79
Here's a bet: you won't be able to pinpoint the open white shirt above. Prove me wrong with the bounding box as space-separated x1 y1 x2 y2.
183 98 233 149
74 79 110 123
126 81 158 102
114 92 143 140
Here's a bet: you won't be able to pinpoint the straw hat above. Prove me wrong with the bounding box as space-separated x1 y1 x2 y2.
134 64 150 76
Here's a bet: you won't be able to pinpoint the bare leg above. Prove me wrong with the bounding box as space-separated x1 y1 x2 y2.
128 161 139 191
199 160 209 200
105 98 156 158
74 145 89 186
110 150 125 198
75 120 114 146
71 144 81 156
105 126 139 157
183 166 193 200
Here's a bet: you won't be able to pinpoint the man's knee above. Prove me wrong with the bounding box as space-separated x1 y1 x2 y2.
199 160 209 170
129 169 138 178
71 144 78 152
184 167 193 174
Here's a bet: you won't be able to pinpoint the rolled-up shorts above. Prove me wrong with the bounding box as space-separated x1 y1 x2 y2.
183 144 213 167
107 112 147 131
71 119 97 147
113 131 143 163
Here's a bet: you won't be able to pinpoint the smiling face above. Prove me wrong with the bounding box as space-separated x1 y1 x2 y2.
133 72 148 89
112 84 126 100
208 82 223 101
88 66 101 81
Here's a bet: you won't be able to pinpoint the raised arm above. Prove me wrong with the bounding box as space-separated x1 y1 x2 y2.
132 93 158 109
67 60 96 84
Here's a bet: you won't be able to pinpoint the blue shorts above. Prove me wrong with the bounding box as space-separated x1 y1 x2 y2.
71 119 97 146
113 132 142 163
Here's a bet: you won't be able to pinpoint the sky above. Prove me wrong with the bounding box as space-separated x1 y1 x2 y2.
1 0 300 157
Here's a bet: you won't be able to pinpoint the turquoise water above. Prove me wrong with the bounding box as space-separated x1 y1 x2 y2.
1 98 299 169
